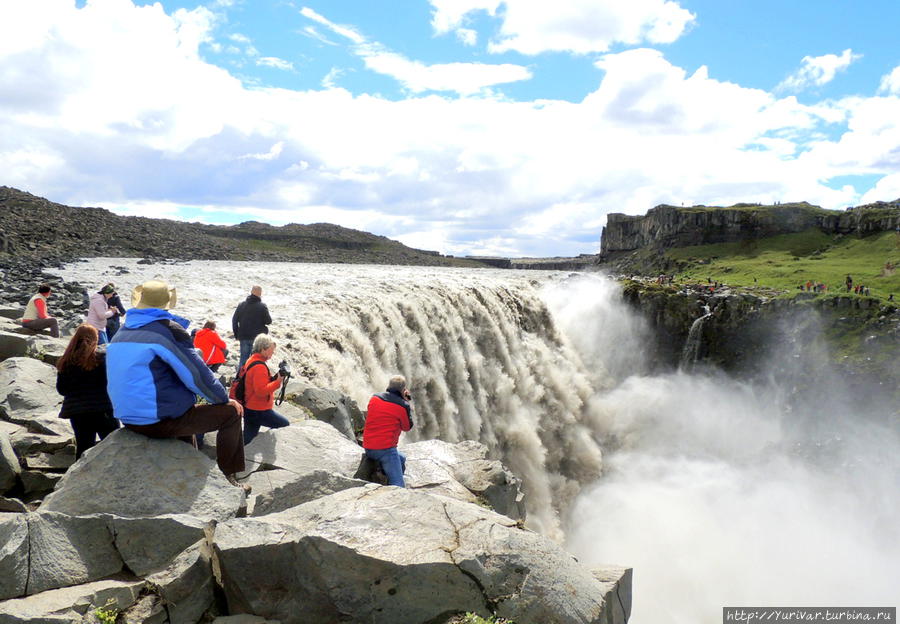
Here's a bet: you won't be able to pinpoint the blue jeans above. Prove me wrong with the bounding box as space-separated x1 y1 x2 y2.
97 330 109 345
365 447 406 487
243 408 289 444
237 339 254 373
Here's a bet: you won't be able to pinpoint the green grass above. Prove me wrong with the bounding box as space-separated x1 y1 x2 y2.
669 229 900 300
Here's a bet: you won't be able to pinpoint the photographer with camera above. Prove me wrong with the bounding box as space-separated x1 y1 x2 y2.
362 375 414 487
235 333 290 444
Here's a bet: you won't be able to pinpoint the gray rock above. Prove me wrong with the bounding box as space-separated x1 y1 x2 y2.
403 439 525 520
0 357 61 422
121 594 168 624
293 387 364 441
21 448 75 471
9 429 72 455
0 496 27 513
110 514 212 577
214 485 613 624
4 410 71 437
0 307 23 320
0 330 29 362
0 575 145 623
241 420 364 480
212 617 281 624
1 431 21 493
146 539 215 624
27 511 123 595
0 514 29 600
42 428 245 521
20 469 63 497
592 567 633 624
251 469 368 516
24 334 69 367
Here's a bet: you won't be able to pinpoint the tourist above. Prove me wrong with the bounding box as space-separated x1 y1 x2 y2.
86 284 117 344
236 334 290 444
56 324 119 459
846 274 853 292
194 320 228 373
232 285 272 373
105 287 126 341
362 375 414 487
106 279 249 491
20 284 59 338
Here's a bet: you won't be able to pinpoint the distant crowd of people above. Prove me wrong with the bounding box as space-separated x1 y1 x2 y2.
20 280 415 491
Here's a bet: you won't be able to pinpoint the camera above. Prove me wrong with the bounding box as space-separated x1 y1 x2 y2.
278 360 291 378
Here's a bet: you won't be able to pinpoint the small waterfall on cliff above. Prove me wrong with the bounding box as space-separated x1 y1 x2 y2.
679 304 711 369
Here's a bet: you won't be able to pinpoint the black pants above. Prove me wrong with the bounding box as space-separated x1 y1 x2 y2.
69 411 120 460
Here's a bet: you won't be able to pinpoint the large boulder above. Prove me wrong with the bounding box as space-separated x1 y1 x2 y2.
0 514 28 600
214 485 615 624
26 511 124 595
292 387 364 441
250 469 368 516
24 334 70 366
1 431 21 493
109 514 212 577
145 539 216 623
403 439 525 520
41 428 245 521
0 575 145 623
0 357 61 422
240 420 365 485
0 330 29 362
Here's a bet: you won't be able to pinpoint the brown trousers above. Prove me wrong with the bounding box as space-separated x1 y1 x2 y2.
126 403 245 475
23 317 60 338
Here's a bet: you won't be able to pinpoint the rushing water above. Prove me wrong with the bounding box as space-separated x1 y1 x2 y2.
58 259 900 622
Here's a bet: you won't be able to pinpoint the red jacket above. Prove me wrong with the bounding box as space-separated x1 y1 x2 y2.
239 354 281 411
363 391 413 450
193 328 227 366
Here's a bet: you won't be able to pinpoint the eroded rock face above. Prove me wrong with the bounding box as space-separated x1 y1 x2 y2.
0 357 61 422
292 387 364 441
215 485 612 624
41 428 245 521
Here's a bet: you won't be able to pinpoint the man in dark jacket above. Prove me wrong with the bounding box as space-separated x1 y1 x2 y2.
363 375 413 487
232 285 272 373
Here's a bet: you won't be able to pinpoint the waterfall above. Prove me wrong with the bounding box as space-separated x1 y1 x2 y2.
679 304 711 369
58 259 608 540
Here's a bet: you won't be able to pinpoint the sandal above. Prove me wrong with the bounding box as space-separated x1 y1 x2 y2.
226 474 252 494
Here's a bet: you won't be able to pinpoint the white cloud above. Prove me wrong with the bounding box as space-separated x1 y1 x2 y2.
1 1 898 257
300 7 532 95
860 173 900 204
257 56 294 71
456 28 478 46
878 66 900 95
429 0 695 54
777 49 862 92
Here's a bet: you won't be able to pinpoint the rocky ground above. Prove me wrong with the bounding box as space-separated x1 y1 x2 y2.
0 316 632 623
0 186 484 268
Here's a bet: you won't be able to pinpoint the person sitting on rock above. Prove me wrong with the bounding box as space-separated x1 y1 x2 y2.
235 334 290 444
56 324 120 459
106 279 249 491
21 283 59 338
362 375 414 487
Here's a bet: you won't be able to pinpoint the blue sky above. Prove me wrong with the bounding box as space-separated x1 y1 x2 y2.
3 1 900 256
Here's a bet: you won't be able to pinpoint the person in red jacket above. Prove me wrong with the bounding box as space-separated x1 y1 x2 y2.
238 334 290 444
193 320 228 372
363 375 413 487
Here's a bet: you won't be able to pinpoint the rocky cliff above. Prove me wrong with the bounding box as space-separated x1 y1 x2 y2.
600 201 900 255
0 187 480 267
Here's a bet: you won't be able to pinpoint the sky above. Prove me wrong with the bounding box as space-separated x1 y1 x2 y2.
1 0 899 257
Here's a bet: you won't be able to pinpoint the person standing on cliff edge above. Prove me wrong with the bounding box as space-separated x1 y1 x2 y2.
363 375 414 487
232 285 272 374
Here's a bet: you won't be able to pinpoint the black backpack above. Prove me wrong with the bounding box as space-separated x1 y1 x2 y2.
232 360 268 404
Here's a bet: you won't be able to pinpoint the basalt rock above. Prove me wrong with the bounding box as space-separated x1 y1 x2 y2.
214 485 620 624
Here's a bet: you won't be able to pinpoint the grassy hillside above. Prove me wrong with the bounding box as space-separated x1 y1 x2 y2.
668 229 900 299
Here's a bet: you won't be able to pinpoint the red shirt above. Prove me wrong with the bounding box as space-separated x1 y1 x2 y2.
240 354 281 411
363 392 413 450
193 328 227 365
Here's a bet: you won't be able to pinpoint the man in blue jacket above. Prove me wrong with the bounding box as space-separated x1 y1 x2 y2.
107 279 248 490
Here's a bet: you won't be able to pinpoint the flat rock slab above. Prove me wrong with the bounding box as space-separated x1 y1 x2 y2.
250 469 368 516
42 428 245 521
0 575 145 623
214 485 611 624
241 420 364 480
